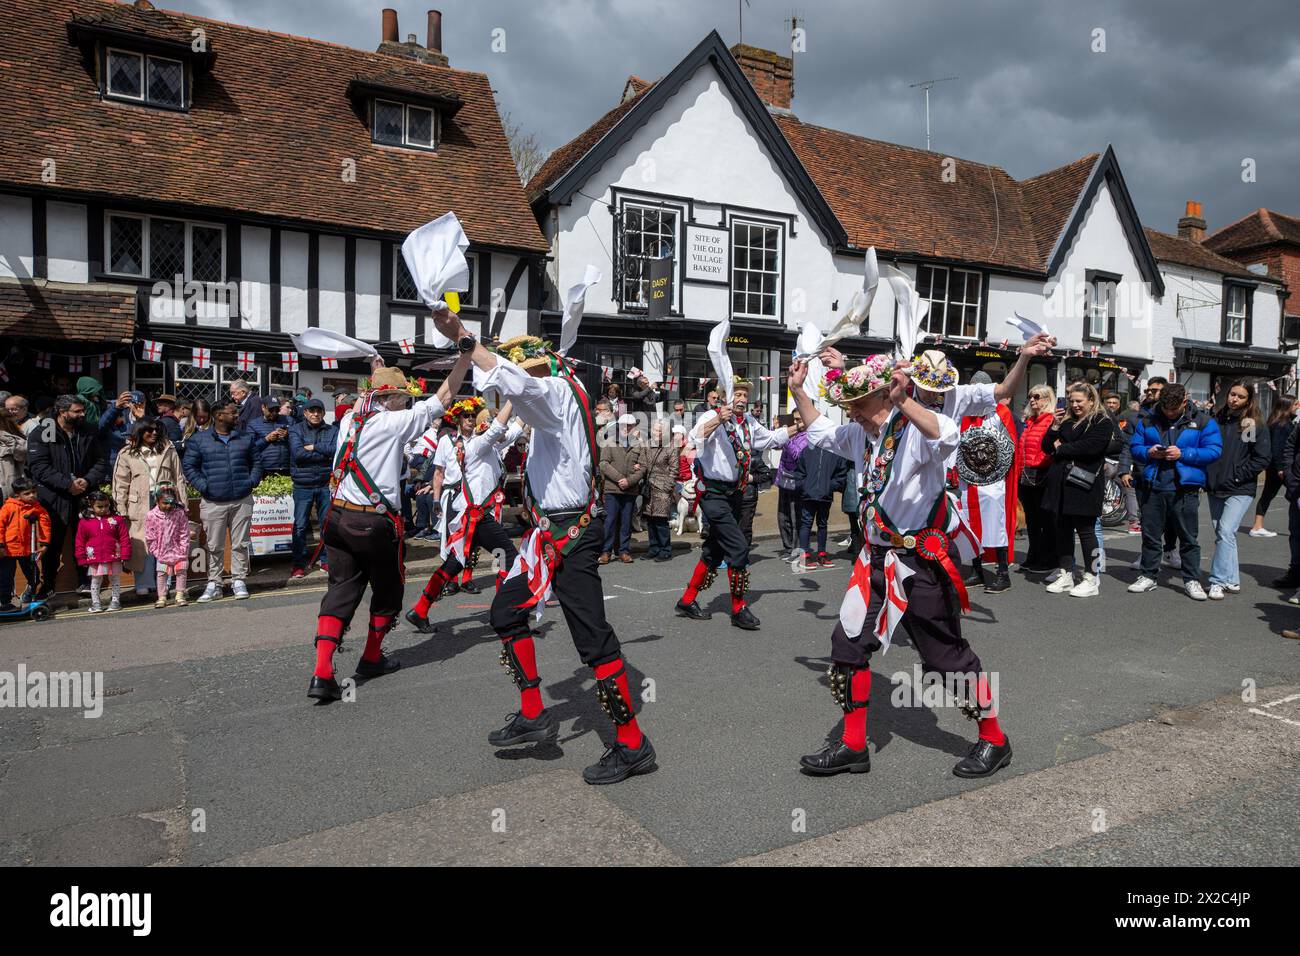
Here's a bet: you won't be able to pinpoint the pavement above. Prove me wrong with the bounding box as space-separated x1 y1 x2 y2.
1 496 1298 866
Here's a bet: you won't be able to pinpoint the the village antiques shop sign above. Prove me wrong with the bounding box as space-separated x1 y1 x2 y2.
685 225 728 282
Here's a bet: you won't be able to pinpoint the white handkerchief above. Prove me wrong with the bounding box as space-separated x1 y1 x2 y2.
880 261 930 360
559 265 601 357
290 328 378 359
818 247 881 352
707 319 734 402
402 212 470 347
797 323 826 409
1006 312 1047 339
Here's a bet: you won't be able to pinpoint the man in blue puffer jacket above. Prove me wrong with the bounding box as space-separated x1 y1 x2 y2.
246 395 292 474
287 399 338 576
183 401 265 603
1127 383 1222 600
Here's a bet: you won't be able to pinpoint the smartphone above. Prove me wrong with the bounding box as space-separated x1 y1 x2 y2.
1055 397 1066 410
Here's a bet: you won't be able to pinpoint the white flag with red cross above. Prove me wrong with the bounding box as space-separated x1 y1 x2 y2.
321 356 338 370
140 340 163 362
66 356 83 373
399 339 416 355
192 347 211 369
36 352 52 369
98 353 113 369
237 351 256 372
281 351 299 372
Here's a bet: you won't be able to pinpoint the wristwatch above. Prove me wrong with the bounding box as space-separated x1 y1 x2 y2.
457 333 476 354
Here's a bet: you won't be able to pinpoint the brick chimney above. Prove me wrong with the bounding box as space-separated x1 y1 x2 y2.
1178 200 1207 244
377 8 449 66
731 43 794 110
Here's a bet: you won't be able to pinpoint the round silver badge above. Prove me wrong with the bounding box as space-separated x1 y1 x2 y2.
538 517 551 532
375 503 387 515
567 526 579 539
368 492 381 505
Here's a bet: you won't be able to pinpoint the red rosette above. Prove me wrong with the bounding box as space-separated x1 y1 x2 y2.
914 528 951 561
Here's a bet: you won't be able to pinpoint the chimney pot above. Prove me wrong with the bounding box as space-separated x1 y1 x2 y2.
1177 200 1207 244
381 8 398 44
427 10 443 53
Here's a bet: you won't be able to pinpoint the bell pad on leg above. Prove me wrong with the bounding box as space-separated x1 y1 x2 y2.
828 663 869 713
595 665 635 725
499 634 541 690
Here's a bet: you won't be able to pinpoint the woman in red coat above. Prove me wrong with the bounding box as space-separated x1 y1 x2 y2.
1017 385 1057 574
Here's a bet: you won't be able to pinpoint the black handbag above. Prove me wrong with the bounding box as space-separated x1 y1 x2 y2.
1065 462 1101 491
1020 465 1046 488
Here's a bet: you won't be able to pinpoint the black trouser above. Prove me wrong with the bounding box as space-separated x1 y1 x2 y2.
490 512 620 667
740 485 758 546
831 546 981 676
777 487 802 551
1256 469 1284 518
1139 487 1201 582
439 512 517 578
319 508 403 624
799 498 831 554
1055 513 1100 572
700 489 750 569
1019 482 1054 569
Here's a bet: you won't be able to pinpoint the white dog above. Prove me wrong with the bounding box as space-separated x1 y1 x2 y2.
674 477 699 536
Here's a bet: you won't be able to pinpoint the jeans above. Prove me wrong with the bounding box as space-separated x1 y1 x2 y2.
1139 487 1201 583
777 487 802 552
799 498 831 554
645 516 671 557
413 489 435 532
0 555 36 604
292 484 332 568
1207 494 1252 587
602 492 636 555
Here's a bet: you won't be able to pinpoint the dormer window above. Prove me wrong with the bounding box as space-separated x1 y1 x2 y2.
105 48 186 110
372 99 437 150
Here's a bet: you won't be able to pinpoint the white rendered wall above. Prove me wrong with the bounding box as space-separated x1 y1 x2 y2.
0 194 34 278
46 201 87 283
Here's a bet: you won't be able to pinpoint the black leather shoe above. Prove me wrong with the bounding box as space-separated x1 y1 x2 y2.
675 598 709 620
799 739 871 776
582 737 657 785
459 579 481 594
355 653 400 678
1272 573 1300 589
984 571 1011 593
405 609 437 634
444 581 460 596
488 710 558 747
952 736 1013 778
731 606 761 630
307 676 342 702
963 567 985 587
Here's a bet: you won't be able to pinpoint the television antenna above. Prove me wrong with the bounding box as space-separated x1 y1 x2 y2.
738 0 751 45
908 76 958 151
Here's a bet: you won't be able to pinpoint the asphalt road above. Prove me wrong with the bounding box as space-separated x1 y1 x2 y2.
1 516 1298 866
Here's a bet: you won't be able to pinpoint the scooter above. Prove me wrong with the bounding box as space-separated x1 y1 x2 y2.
0 512 53 623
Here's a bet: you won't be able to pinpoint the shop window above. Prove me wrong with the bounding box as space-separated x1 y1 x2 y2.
132 361 165 400
917 264 981 339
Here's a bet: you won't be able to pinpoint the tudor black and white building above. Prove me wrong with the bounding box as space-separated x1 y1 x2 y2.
0 0 547 409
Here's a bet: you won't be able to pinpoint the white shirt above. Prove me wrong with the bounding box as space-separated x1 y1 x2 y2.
690 410 789 483
474 357 594 511
456 418 524 504
333 394 446 508
807 411 960 545
433 432 466 486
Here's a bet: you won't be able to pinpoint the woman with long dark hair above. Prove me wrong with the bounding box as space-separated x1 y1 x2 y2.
113 418 187 597
1016 385 1057 573
1250 393 1296 537
1040 381 1113 597
1206 381 1270 599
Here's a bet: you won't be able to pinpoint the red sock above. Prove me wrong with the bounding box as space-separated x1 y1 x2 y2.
313 615 344 679
363 614 393 663
413 568 452 617
508 636 543 718
682 560 710 603
728 568 746 614
594 659 643 749
841 668 871 751
976 674 1006 746
461 564 473 585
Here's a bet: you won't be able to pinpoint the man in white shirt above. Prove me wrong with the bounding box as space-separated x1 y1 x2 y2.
308 352 472 703
429 401 479 584
406 402 522 632
675 378 793 630
431 314 656 786
786 353 1012 780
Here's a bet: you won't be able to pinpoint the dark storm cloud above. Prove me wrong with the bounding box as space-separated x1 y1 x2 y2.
188 0 1299 236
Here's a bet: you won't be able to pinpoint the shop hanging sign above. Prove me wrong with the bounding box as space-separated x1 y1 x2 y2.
684 225 728 282
647 254 673 321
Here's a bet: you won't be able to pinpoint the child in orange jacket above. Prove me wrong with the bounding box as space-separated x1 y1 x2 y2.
0 477 52 610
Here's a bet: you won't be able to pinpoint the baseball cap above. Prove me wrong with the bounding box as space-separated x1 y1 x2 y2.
127 390 146 404
304 398 325 411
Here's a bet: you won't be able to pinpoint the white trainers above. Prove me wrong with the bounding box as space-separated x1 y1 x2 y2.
1128 575 1158 593
1163 550 1182 570
1129 556 1144 570
1046 572 1076 594
107 598 121 612
1249 528 1277 538
1208 584 1225 601
197 582 222 603
1224 583 1241 594
231 580 250 600
1069 573 1100 597
1287 591 1300 606
1185 580 1208 601
87 603 104 614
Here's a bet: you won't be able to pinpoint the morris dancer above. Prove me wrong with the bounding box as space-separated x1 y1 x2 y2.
431 314 657 786
405 401 523 632
788 354 1012 778
675 376 793 630
430 397 485 591
308 348 472 702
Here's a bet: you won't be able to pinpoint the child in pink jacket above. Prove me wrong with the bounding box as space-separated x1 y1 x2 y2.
75 491 132 613
144 483 191 608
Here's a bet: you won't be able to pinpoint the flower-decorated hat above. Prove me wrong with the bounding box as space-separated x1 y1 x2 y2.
495 334 554 373
908 349 959 393
820 354 897 406
731 374 754 394
360 367 427 397
443 395 485 425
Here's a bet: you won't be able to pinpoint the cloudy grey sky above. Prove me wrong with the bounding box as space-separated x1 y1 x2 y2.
188 0 1299 236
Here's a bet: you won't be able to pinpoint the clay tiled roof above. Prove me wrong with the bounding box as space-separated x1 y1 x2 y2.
67 0 193 46
0 0 547 252
1144 228 1279 282
1205 208 1300 254
526 82 656 203
1019 154 1100 262
0 280 137 342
